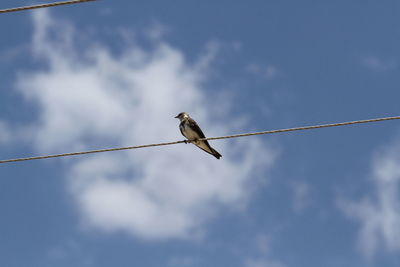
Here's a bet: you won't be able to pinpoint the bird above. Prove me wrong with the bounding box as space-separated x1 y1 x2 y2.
175 112 222 159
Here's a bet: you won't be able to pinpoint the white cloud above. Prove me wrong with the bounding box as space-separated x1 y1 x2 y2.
15 10 277 240
362 56 397 73
338 139 400 257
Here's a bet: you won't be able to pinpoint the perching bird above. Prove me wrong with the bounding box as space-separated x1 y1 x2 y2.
175 112 222 159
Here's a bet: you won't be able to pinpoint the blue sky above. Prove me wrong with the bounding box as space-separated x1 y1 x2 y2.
0 1 400 267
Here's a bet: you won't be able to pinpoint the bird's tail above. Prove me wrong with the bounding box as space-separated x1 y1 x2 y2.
194 140 222 159
211 148 222 159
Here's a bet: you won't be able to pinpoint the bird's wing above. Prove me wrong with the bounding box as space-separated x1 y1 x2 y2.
188 118 206 138
179 122 186 137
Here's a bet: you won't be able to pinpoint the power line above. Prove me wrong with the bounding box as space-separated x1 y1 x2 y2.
0 115 399 164
0 0 97 13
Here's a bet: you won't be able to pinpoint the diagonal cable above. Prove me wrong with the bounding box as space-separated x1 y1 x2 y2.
0 115 399 164
0 0 97 13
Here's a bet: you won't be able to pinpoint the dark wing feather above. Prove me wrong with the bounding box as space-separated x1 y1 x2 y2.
179 122 185 137
188 118 206 138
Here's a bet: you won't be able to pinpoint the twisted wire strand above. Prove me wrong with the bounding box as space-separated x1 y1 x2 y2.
0 115 399 164
0 0 97 13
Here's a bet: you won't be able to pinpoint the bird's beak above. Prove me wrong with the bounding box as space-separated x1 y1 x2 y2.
174 115 179 118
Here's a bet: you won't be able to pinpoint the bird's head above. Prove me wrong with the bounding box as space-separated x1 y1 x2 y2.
174 112 190 121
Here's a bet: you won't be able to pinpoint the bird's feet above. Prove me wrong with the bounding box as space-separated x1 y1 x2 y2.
184 139 197 144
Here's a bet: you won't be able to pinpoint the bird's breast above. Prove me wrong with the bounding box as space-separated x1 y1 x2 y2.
182 123 200 140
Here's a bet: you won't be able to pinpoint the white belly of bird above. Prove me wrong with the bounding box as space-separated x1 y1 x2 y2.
182 124 200 140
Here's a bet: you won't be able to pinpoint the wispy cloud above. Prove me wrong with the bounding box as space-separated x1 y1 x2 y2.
0 121 11 144
146 20 170 40
244 258 286 267
246 63 280 80
0 45 29 64
361 56 397 73
243 234 286 267
98 7 113 17
289 181 311 212
168 256 197 267
14 10 277 240
338 139 400 258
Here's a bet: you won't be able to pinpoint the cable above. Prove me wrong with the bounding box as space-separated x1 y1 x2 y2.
206 115 400 141
0 115 399 164
0 0 97 13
